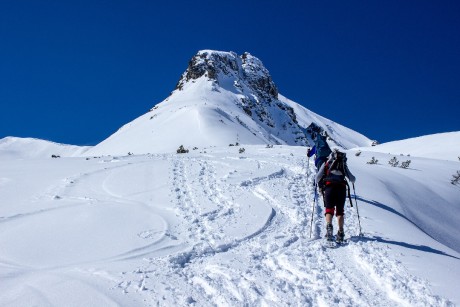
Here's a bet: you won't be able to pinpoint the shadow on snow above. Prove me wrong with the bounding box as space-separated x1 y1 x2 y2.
351 196 460 260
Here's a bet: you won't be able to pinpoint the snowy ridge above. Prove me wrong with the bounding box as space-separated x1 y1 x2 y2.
0 137 91 159
356 131 460 161
85 50 372 156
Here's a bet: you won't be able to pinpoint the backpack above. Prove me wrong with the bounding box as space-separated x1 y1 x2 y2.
323 150 347 184
315 133 332 161
318 149 353 207
319 150 354 207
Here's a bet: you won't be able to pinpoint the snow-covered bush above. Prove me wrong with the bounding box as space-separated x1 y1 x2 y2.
389 157 399 167
367 157 378 164
400 160 411 169
451 171 460 185
266 144 274 148
239 147 245 154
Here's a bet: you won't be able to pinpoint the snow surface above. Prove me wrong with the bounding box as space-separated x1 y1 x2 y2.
0 137 90 159
357 131 460 162
1 136 459 306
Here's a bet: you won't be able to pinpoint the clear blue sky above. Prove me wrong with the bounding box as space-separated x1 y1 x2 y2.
1 1 459 145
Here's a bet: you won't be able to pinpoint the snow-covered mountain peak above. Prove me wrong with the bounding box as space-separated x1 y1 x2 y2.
85 50 372 155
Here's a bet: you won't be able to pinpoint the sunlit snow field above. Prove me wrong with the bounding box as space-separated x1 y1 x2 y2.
1 139 459 306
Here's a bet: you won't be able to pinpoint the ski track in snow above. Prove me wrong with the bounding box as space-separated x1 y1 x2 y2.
107 152 451 306
0 150 455 306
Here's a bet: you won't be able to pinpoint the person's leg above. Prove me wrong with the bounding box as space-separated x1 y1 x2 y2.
323 186 335 239
326 213 333 224
337 215 344 231
335 186 347 241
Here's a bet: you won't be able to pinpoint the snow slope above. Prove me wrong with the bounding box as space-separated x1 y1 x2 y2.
1 137 459 306
85 51 372 156
357 131 460 162
0 137 91 159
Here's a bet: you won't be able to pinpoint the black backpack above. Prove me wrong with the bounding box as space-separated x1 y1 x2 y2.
320 150 353 206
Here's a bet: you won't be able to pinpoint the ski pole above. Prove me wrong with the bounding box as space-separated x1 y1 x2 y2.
310 183 317 239
352 182 363 236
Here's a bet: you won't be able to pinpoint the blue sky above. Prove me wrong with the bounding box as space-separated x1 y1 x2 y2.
1 1 459 145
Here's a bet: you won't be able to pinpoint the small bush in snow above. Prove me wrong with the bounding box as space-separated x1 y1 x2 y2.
355 151 362 157
51 154 60 158
176 145 189 154
266 144 274 148
400 160 411 169
451 171 460 185
388 157 399 167
239 147 245 154
367 157 378 164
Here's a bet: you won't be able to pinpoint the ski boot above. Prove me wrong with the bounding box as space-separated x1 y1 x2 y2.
326 223 333 241
336 229 345 243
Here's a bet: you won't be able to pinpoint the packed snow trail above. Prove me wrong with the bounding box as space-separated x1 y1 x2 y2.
105 147 453 306
0 146 457 306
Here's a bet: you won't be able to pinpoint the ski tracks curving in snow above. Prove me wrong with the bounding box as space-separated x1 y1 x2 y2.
131 151 452 306
0 148 455 306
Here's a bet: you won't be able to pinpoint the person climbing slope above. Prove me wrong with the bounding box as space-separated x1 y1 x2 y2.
315 149 355 243
307 131 332 170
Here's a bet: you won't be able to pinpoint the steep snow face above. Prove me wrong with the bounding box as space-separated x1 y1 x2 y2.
0 137 91 159
86 50 372 156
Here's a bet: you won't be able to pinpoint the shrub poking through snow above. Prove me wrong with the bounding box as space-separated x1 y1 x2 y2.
389 157 399 167
400 160 411 169
177 145 189 154
451 171 460 185
367 157 378 164
355 151 362 157
239 147 245 154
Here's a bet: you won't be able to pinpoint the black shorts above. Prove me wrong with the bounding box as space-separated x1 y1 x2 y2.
323 183 346 216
